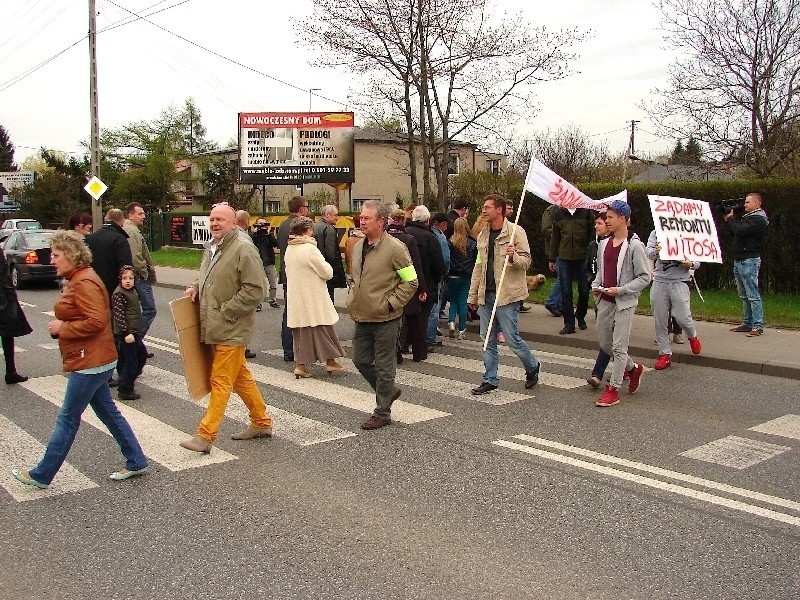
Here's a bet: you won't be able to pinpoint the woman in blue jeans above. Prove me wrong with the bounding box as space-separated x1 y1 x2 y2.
447 218 478 340
12 231 148 489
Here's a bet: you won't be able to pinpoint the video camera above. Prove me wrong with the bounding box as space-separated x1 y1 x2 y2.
713 197 746 215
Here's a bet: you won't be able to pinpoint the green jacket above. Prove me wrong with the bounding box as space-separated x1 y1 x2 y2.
347 232 418 323
549 208 593 261
123 220 154 280
191 230 266 346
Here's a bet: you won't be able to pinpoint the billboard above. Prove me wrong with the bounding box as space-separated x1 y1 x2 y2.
0 171 35 211
238 112 355 185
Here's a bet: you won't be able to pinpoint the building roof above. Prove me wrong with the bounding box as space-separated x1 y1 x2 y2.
631 163 738 182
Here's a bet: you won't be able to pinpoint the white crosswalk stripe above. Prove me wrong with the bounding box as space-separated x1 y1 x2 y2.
139 365 357 446
20 376 238 472
0 413 98 502
263 349 534 406
457 338 597 369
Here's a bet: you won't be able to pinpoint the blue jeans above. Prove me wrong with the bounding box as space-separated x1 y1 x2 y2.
592 349 611 380
556 258 589 328
479 292 539 386
425 284 442 344
733 258 763 329
134 276 157 336
447 276 470 331
546 273 562 311
115 333 148 394
29 367 147 485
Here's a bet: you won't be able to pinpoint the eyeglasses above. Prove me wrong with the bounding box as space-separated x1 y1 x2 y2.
301 205 310 209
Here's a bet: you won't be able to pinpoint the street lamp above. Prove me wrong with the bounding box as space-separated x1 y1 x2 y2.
309 88 321 111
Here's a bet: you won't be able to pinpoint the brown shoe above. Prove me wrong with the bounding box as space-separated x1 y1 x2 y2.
361 415 391 430
179 435 212 454
231 426 273 440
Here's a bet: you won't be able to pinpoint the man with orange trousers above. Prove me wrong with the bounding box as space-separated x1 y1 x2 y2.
180 203 273 453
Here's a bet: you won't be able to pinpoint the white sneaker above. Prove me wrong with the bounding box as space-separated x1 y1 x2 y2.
672 333 685 344
457 330 466 340
448 322 456 338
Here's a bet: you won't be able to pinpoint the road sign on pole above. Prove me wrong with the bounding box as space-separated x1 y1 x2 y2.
84 176 107 201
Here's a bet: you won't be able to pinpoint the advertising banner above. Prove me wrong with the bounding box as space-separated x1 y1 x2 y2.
238 112 355 185
648 195 722 263
191 215 211 246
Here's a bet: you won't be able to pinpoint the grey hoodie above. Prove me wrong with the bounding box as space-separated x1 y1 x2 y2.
645 230 700 282
592 233 651 310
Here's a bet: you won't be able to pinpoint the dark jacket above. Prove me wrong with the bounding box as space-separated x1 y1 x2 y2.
387 223 425 315
251 228 278 266
448 237 477 278
405 221 446 303
111 285 143 335
444 210 461 239
277 214 300 284
0 248 32 338
727 209 768 260
586 233 612 280
550 207 594 261
86 222 133 297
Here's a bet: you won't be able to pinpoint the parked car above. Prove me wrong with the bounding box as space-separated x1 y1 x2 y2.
2 229 57 288
0 218 42 232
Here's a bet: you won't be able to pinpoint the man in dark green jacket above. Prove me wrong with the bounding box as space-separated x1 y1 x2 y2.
549 207 594 334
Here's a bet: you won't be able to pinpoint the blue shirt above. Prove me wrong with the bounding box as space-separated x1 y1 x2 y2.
432 227 450 277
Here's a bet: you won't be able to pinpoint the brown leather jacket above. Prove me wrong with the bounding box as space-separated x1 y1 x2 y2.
55 265 117 372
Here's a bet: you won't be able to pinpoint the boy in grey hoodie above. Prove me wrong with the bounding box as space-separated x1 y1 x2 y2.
591 200 651 407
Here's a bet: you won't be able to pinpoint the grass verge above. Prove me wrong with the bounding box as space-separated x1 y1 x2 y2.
151 246 282 272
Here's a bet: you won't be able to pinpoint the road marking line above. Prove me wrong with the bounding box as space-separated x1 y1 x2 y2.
145 341 180 355
18 301 36 308
749 414 800 442
0 413 98 502
144 335 180 349
0 345 26 355
263 349 534 406
37 343 59 350
139 365 357 446
247 363 450 424
512 434 800 512
21 376 238 471
679 435 791 469
457 338 598 369
493 439 800 528
42 310 55 316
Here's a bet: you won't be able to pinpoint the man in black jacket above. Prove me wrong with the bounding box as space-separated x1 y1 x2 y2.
86 208 132 298
724 193 769 336
277 196 310 361
548 206 594 334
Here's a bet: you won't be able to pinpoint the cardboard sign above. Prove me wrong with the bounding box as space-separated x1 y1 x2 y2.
169 296 213 401
648 195 722 263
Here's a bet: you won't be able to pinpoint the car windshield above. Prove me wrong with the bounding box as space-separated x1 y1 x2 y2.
22 231 53 246
18 221 41 230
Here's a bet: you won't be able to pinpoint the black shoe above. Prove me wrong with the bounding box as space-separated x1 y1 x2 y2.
546 306 562 317
256 304 263 312
577 318 587 330
429 340 443 348
118 391 141 401
283 356 294 362
519 304 531 313
269 300 279 308
471 382 498 395
108 378 119 388
245 349 257 359
5 372 28 384
146 351 155 359
525 364 540 389
559 327 576 335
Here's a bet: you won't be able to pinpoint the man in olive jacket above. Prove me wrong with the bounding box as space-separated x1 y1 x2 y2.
179 203 273 453
348 201 418 430
548 206 594 334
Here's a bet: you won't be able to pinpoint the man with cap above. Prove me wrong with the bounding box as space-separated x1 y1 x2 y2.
590 200 650 407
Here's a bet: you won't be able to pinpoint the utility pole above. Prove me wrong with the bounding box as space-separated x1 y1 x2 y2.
627 119 640 155
88 0 101 229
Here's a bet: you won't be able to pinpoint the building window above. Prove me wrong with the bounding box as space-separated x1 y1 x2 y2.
448 153 460 175
351 197 382 211
267 201 281 213
486 159 500 175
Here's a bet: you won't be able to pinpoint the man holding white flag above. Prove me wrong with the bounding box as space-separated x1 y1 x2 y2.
468 195 541 395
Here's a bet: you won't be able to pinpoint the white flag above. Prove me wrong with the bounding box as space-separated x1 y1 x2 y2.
523 158 626 210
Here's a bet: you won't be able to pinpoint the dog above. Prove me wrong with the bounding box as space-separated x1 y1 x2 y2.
526 273 546 291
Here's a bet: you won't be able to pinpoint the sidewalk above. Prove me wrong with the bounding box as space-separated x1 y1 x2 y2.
154 265 800 380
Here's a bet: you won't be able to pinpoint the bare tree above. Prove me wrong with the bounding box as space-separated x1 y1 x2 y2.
648 0 800 177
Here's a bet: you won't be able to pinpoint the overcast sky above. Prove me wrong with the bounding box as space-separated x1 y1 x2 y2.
1 0 678 167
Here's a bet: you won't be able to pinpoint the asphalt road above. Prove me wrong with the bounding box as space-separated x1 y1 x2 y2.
1 284 798 599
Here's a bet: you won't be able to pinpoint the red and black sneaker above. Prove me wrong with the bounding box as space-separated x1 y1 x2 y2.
625 363 644 394
595 384 620 407
654 354 672 370
689 336 702 354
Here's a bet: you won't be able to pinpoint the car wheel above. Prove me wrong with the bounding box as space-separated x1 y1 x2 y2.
10 265 23 289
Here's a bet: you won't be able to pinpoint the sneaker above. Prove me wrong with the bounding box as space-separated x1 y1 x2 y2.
672 333 685 344
519 304 531 313
118 391 141 401
730 324 751 332
746 328 763 337
595 384 620 407
689 336 702 354
448 322 456 338
256 303 262 312
525 364 540 389
471 382 498 395
586 376 602 389
654 354 672 370
436 328 443 337
244 349 257 359
625 363 644 394
457 330 466 340
269 300 279 308
497 332 505 343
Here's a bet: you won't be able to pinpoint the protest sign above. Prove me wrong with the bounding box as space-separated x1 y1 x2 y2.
523 159 626 209
648 195 722 263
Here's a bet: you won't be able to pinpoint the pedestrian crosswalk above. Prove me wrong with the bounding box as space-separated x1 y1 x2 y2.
0 332 602 502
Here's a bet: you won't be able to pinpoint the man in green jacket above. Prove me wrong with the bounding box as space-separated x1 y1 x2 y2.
348 201 418 430
179 203 273 453
548 206 594 334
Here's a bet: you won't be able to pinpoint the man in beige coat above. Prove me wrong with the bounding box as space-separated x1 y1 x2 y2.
468 194 541 395
179 203 273 453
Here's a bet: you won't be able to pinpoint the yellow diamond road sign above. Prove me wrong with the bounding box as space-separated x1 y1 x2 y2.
84 176 108 200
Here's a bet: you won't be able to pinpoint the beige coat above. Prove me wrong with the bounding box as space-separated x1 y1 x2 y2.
468 218 531 307
285 236 339 328
191 230 266 346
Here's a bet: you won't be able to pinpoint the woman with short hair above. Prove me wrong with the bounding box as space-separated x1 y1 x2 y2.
11 230 148 489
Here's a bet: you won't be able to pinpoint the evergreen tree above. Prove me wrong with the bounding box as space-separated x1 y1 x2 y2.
0 125 17 171
671 139 686 164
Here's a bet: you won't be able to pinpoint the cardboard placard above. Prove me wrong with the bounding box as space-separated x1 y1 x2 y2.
169 296 213 401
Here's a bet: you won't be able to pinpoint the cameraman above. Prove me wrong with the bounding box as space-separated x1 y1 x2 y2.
724 192 769 337
251 217 279 309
